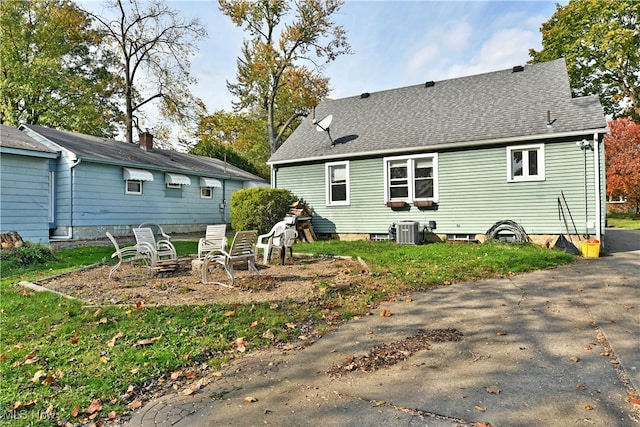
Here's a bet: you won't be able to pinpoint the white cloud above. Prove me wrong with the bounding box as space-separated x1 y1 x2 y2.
442 20 472 52
442 28 536 80
408 43 440 73
524 13 548 30
406 19 471 76
476 28 536 69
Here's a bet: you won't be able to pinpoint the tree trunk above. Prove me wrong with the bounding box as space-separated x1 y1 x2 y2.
267 101 278 154
125 85 134 144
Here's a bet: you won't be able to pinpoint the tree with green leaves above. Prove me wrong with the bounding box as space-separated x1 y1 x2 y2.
0 0 121 137
86 0 207 145
219 0 351 154
529 0 640 119
192 109 270 179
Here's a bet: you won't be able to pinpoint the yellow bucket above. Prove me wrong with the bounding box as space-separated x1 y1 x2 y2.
580 241 600 258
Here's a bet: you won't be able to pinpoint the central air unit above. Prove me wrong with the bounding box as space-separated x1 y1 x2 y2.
396 221 420 245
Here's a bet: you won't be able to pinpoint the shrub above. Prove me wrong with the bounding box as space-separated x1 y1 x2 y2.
0 243 57 273
230 188 297 234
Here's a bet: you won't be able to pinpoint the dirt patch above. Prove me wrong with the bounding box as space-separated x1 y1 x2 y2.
35 255 368 306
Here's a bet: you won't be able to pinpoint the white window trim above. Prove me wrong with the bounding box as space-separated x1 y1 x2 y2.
383 153 439 203
201 187 212 199
166 183 182 189
507 143 546 182
125 180 143 195
325 161 350 206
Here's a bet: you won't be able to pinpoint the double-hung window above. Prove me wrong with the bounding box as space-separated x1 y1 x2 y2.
325 161 350 206
388 160 409 199
507 144 545 182
384 154 438 203
414 158 434 198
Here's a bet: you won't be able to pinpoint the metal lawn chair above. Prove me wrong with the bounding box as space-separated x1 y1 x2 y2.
257 217 298 264
132 227 177 268
105 232 150 279
198 224 227 259
201 230 259 286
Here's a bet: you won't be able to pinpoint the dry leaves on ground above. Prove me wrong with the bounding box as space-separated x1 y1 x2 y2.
327 328 463 377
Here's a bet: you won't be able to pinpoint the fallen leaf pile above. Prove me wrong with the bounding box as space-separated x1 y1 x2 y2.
327 329 463 377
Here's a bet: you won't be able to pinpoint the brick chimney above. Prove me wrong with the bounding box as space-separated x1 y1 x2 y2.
139 131 153 151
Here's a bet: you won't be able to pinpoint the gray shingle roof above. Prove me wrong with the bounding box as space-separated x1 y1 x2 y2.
269 58 607 165
1 124 57 154
22 125 266 182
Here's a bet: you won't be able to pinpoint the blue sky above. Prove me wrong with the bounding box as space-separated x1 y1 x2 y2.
175 0 566 113
81 0 567 127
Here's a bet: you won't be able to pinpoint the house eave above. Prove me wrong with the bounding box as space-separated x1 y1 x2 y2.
67 155 259 182
268 127 609 167
0 146 59 159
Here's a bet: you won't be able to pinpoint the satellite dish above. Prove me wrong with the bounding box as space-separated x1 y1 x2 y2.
313 114 334 144
314 114 333 132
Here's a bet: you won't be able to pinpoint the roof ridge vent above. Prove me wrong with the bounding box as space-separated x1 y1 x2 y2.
512 65 524 73
424 81 435 88
360 92 370 99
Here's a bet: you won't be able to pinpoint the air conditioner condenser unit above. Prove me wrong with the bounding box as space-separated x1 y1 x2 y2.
396 221 419 245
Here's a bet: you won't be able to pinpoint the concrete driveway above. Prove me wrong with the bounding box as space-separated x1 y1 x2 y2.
127 228 639 427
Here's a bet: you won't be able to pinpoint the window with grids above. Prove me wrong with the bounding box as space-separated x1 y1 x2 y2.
385 154 438 203
325 161 350 205
507 144 545 182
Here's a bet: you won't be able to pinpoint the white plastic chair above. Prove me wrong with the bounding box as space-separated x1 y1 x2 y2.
138 222 171 241
132 227 177 268
198 224 227 259
105 232 150 279
202 230 259 286
257 218 298 265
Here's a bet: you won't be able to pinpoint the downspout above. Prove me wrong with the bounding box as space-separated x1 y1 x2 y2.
222 155 228 223
271 165 276 188
593 132 602 243
64 157 81 239
221 179 227 223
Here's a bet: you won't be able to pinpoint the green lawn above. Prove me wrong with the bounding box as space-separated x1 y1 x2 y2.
0 239 574 426
607 211 640 230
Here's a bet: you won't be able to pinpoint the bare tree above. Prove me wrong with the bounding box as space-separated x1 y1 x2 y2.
87 0 207 144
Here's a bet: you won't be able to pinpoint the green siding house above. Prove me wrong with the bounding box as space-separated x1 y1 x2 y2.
268 59 608 246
